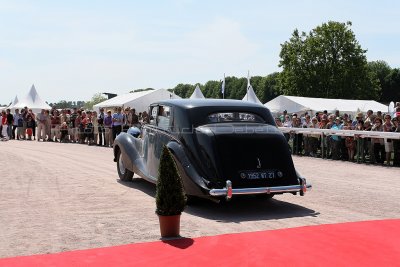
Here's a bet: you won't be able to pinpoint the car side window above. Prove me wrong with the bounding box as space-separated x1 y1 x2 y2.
149 106 158 125
157 105 171 130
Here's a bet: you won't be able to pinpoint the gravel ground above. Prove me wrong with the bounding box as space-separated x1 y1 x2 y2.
0 140 399 258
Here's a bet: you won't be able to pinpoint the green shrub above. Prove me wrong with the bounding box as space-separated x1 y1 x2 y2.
155 146 187 216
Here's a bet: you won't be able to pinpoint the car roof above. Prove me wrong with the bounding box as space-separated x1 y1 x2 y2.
154 99 266 110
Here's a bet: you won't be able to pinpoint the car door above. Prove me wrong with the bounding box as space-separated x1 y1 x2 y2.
151 105 173 179
142 105 159 181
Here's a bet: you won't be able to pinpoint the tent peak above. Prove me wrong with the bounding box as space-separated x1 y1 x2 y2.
190 84 205 99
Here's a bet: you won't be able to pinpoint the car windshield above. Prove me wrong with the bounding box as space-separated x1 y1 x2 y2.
207 112 265 123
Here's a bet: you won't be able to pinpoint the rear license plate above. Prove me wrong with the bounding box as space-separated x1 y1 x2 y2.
239 170 277 179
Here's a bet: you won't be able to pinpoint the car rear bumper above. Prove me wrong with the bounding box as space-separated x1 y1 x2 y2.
209 178 312 200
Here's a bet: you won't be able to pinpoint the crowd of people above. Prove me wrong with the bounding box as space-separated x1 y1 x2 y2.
0 106 149 146
2 102 400 167
275 103 400 167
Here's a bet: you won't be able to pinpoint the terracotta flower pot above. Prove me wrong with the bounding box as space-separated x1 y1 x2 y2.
158 214 181 238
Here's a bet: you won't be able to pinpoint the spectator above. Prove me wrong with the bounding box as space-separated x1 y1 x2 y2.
282 114 292 142
92 111 99 145
21 106 29 140
352 112 363 128
104 110 113 147
291 114 303 155
344 119 355 161
141 111 150 124
12 109 20 139
1 110 8 140
98 108 106 146
60 122 69 143
26 109 35 140
70 108 78 143
302 114 312 156
371 118 385 164
383 114 394 166
130 109 140 128
354 119 364 160
279 110 287 123
50 110 60 142
112 107 124 141
330 117 343 160
6 109 14 139
363 120 375 163
37 109 47 142
16 111 24 140
275 117 283 127
45 110 51 141
307 117 319 157
319 116 329 158
393 116 400 167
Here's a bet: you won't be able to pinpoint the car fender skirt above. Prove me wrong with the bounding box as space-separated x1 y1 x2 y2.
167 141 209 196
114 133 145 174
210 178 312 200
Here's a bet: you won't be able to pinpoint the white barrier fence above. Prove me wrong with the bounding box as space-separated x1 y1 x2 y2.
278 127 400 163
278 127 400 139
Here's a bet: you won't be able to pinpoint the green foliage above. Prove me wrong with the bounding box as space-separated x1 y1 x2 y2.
203 80 221 98
129 88 154 93
169 75 281 102
383 68 400 103
84 93 107 110
253 73 280 103
367 61 395 103
49 100 85 109
278 21 380 100
172 84 196 98
156 146 187 216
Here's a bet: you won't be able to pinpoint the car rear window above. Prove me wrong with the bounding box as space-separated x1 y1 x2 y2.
207 112 265 123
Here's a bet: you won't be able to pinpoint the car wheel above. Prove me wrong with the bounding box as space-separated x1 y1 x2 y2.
117 150 134 182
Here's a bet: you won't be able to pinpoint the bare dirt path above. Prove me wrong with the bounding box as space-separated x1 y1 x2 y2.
1 140 399 258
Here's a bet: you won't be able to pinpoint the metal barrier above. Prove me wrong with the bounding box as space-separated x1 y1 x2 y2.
278 127 400 164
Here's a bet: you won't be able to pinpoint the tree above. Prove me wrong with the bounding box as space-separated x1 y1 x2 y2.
256 72 280 103
84 93 107 110
203 80 220 98
129 88 154 93
367 61 392 103
383 68 400 103
278 21 380 100
172 84 195 98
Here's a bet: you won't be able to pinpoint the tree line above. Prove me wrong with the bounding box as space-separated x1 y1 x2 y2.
169 21 399 104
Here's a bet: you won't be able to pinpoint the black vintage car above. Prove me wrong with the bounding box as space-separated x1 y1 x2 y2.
113 99 311 202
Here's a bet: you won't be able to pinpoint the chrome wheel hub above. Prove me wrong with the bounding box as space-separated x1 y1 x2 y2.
118 156 126 175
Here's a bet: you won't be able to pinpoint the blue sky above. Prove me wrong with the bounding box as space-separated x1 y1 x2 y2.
1 0 399 103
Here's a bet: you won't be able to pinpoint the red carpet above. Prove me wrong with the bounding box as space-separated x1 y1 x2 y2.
1 219 399 267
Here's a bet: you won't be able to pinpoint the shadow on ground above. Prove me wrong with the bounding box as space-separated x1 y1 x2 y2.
117 178 319 222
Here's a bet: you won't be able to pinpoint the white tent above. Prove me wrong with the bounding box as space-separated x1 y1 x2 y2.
9 95 19 107
93 89 181 113
9 84 51 113
264 95 388 116
242 85 262 105
189 85 205 99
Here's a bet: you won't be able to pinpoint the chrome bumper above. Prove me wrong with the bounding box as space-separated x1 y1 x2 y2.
209 178 312 200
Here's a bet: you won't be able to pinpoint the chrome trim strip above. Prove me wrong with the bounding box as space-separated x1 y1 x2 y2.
210 179 312 198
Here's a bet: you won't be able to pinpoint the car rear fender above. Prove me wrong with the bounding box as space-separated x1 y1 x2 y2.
166 141 209 196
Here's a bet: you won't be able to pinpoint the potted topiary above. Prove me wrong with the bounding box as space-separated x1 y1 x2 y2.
156 145 187 238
